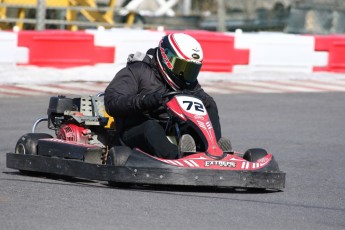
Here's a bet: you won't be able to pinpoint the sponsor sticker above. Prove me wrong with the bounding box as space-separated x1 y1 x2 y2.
257 156 270 164
205 161 236 168
192 53 200 59
159 41 173 69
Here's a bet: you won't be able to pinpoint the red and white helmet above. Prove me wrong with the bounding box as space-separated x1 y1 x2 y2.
156 33 203 90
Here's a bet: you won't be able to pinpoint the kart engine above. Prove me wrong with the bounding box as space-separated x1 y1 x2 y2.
47 95 114 148
56 123 89 144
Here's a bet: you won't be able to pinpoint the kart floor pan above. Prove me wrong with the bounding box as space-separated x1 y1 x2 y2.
6 153 285 190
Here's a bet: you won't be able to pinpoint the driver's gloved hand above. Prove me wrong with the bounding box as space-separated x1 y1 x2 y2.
192 90 210 107
140 92 163 110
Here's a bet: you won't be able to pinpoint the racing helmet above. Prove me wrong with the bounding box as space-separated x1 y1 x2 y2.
156 33 203 90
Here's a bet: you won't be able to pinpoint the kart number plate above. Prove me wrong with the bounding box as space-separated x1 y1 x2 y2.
176 96 206 115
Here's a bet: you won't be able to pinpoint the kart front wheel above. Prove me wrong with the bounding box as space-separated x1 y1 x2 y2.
243 148 268 162
107 146 133 188
106 146 133 166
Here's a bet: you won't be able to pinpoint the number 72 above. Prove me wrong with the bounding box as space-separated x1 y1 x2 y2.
183 100 205 112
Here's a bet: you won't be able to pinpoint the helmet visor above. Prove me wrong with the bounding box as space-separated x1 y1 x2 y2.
170 56 202 83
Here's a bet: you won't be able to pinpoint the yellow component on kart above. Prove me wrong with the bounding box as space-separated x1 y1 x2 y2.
104 111 115 129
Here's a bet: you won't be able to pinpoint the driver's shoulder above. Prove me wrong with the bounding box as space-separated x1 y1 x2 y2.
128 61 155 79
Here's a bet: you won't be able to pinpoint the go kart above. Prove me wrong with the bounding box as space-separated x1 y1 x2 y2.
6 91 285 190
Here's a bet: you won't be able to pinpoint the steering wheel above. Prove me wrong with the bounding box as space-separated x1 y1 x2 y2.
162 91 183 99
162 90 197 99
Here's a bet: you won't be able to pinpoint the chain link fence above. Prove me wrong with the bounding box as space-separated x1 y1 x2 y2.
0 0 344 34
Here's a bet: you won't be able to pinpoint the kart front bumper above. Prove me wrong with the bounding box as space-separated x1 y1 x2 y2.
6 153 285 190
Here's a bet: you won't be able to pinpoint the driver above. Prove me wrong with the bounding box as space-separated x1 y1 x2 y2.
105 33 231 159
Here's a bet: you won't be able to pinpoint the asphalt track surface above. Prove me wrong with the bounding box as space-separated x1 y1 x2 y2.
1 92 345 230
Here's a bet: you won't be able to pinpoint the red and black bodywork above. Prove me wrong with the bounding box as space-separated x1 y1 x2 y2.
6 92 285 190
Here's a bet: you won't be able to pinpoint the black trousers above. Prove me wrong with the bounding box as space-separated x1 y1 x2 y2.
122 106 222 159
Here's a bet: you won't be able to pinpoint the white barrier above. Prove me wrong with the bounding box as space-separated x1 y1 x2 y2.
232 31 328 73
2 29 344 74
0 31 28 65
86 28 165 65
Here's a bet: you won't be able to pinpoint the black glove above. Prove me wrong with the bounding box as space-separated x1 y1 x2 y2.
192 90 209 107
140 92 163 110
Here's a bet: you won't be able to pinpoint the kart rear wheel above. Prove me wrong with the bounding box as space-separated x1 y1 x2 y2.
243 148 268 162
15 133 53 175
15 133 53 155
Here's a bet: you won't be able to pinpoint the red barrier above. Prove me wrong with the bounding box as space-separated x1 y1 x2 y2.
314 35 345 72
18 30 115 68
166 30 249 72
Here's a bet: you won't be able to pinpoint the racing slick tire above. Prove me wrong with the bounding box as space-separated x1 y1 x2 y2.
243 148 268 162
15 133 53 155
14 133 53 175
106 146 132 167
243 148 272 192
107 146 133 188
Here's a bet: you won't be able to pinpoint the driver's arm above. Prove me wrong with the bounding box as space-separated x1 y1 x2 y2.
192 82 218 109
104 68 143 117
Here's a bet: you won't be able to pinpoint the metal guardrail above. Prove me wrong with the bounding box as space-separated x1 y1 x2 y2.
0 3 115 11
2 1 343 33
0 18 119 27
0 1 122 30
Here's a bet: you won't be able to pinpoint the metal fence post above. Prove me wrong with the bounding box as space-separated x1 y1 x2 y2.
36 0 46 30
217 0 226 32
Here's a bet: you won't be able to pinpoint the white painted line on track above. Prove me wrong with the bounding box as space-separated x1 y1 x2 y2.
295 80 345 91
0 86 47 96
224 82 289 93
202 86 237 94
312 79 345 86
15 84 82 94
0 91 24 97
251 80 328 92
2 79 345 98
62 83 107 93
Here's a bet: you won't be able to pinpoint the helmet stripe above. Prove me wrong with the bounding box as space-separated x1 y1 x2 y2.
169 34 190 60
156 51 179 90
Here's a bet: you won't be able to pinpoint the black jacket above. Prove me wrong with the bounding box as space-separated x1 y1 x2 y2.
104 48 218 133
